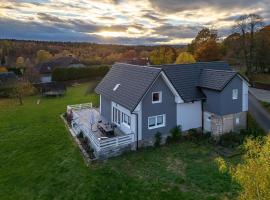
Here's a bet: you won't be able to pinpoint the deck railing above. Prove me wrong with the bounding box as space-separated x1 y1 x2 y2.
68 103 134 152
67 103 93 110
75 124 134 151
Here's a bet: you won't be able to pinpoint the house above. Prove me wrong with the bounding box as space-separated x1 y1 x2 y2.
95 61 249 147
36 56 85 83
0 71 17 86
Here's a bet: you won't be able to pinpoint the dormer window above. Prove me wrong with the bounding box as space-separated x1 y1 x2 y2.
113 84 120 91
152 91 162 103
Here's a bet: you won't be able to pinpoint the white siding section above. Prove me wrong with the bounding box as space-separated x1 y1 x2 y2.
111 102 136 134
99 95 102 114
134 102 142 140
177 101 202 131
242 81 248 111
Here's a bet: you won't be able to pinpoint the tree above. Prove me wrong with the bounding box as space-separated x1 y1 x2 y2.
194 39 221 62
233 14 264 75
188 28 218 54
0 67 7 73
216 136 270 200
149 46 176 65
16 56 25 68
175 52 196 64
23 67 40 83
255 26 270 72
9 80 35 105
36 50 52 63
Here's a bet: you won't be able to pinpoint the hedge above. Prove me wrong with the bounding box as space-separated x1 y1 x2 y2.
51 65 110 82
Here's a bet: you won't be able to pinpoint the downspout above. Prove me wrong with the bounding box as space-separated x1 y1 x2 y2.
133 112 139 150
201 100 205 133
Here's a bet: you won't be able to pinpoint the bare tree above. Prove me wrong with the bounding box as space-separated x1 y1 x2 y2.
233 14 264 76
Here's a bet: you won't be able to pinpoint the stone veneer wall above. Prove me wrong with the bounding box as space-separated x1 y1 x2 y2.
210 111 247 136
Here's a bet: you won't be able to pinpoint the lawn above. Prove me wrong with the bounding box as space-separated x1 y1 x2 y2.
0 82 240 200
260 101 270 113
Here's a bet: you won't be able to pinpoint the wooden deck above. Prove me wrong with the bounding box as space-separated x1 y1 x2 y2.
67 103 135 154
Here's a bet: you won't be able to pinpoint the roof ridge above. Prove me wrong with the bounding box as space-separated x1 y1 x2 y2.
114 62 161 70
202 68 236 72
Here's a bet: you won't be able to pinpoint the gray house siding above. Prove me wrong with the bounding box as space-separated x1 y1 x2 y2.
141 75 176 145
100 95 111 121
203 76 243 116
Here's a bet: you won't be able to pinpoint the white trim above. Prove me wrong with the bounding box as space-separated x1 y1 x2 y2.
99 95 102 114
152 91 162 104
242 81 248 111
133 102 142 141
148 114 166 129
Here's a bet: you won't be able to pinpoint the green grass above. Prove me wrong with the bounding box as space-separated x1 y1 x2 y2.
0 82 240 200
260 101 270 113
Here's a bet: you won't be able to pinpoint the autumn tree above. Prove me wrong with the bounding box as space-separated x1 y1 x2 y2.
11 80 35 105
195 39 221 62
188 28 218 54
216 136 270 200
16 56 25 68
149 46 176 65
36 50 53 63
175 52 196 64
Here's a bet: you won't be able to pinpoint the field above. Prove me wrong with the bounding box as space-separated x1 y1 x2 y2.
0 82 240 200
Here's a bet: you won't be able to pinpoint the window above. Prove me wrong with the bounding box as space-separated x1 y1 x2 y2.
148 115 165 129
122 113 131 127
235 117 240 124
232 89 238 100
152 92 162 103
113 107 131 127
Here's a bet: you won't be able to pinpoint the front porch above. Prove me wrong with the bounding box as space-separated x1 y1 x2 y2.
67 103 135 159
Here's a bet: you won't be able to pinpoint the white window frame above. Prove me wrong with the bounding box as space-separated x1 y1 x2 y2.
235 117 240 124
232 89 238 100
152 91 162 104
122 113 131 128
148 114 166 129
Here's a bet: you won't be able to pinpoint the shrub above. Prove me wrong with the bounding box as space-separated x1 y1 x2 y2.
185 128 200 141
77 131 84 139
154 132 162 147
52 65 110 81
169 125 182 142
219 131 245 148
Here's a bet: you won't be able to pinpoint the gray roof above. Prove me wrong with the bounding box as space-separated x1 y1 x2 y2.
95 63 161 111
0 72 17 86
95 61 235 111
198 69 237 91
160 61 232 102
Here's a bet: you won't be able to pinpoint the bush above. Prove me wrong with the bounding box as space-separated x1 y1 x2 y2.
219 131 245 148
154 132 162 147
167 126 182 144
77 131 84 139
185 128 200 142
52 65 110 81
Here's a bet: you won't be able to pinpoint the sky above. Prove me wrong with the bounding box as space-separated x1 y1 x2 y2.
0 0 269 45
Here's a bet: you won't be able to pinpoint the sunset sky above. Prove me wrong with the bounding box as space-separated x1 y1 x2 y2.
0 0 269 45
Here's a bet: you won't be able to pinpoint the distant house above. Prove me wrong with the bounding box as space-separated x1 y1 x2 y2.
0 71 17 86
95 61 249 146
36 56 85 83
120 58 150 66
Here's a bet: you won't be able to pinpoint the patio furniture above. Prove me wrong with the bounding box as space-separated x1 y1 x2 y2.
97 122 114 136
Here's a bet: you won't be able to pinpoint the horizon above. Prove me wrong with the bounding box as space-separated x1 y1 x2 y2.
0 0 269 45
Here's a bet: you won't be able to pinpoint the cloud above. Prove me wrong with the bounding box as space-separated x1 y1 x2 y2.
0 0 269 45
